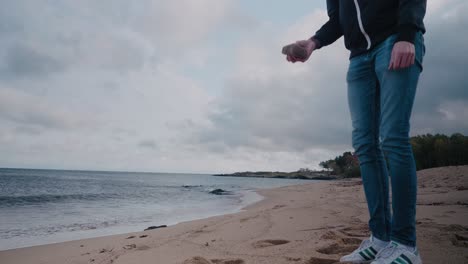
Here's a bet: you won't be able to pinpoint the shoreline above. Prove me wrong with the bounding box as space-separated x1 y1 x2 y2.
0 182 305 254
0 166 467 264
0 188 266 252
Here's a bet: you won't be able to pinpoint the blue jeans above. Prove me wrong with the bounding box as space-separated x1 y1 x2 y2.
347 32 425 247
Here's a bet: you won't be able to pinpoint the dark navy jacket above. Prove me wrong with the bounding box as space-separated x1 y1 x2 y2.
312 0 426 58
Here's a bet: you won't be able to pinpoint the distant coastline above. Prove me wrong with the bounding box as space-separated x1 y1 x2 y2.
213 170 338 180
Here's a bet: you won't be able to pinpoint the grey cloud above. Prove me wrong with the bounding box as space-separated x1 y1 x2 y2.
74 32 147 73
138 140 158 150
0 2 146 81
1 1 465 173
412 6 468 135
196 66 352 153
1 44 63 79
14 126 42 136
225 8 261 31
195 4 468 155
134 0 236 47
0 88 95 131
0 0 243 84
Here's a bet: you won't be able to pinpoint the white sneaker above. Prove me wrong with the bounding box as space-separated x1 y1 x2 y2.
371 241 422 264
340 236 387 263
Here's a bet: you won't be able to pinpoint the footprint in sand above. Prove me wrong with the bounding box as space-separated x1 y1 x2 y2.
284 256 302 262
337 225 369 238
123 244 137 250
239 215 259 223
211 258 245 264
341 237 362 245
316 243 357 255
320 231 339 240
252 239 290 248
182 257 245 264
304 257 339 264
320 231 362 246
137 245 151 251
182 257 212 264
441 224 468 232
451 234 468 247
272 204 287 210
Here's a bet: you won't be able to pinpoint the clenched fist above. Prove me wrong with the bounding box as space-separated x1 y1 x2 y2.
286 39 317 63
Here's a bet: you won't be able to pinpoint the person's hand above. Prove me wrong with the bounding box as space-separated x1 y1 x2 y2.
286 39 317 63
389 41 415 70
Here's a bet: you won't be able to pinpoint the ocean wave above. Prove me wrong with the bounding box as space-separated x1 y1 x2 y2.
0 185 221 207
1 220 120 239
181 185 203 188
0 193 122 206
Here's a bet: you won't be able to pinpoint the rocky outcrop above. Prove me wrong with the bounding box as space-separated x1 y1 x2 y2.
209 189 232 195
144 225 167 231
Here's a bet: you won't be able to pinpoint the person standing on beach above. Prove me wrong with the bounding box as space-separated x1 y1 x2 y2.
285 1 426 263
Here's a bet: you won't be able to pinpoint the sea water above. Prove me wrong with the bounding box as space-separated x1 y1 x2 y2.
0 168 307 250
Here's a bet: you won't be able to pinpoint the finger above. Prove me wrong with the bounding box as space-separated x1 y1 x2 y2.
410 52 415 66
388 52 395 70
395 53 403 70
402 53 411 68
392 54 398 70
406 53 414 68
401 54 410 68
405 51 414 68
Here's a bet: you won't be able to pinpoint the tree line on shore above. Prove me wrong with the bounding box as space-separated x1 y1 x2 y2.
319 133 468 178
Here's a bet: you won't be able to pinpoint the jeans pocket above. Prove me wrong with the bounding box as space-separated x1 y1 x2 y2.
415 31 425 72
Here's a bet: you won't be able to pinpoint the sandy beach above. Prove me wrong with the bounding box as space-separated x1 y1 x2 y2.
1 166 467 264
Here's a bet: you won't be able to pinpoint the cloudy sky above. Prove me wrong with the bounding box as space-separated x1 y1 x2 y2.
0 0 467 173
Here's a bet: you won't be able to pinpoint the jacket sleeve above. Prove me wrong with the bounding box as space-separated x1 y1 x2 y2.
311 0 342 49
397 0 427 43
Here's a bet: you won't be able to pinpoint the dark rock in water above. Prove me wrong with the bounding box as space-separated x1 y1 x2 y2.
144 225 167 231
209 189 232 195
182 185 202 188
